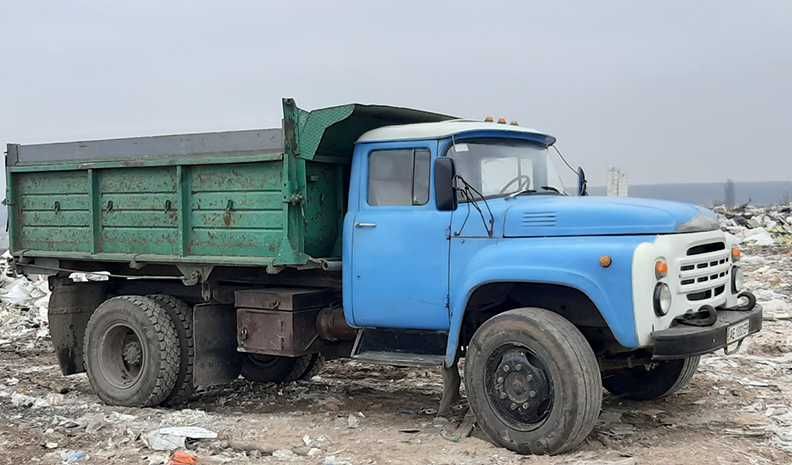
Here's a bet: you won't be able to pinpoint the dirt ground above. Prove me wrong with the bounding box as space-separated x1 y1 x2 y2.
1 246 791 465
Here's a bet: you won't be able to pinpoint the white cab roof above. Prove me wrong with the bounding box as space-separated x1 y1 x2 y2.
357 120 556 145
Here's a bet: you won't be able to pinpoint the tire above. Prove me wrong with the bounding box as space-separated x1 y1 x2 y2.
464 308 602 455
602 356 700 401
241 353 323 384
284 353 324 382
147 295 195 405
83 296 179 407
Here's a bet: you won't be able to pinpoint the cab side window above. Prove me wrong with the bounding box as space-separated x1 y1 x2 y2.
368 149 430 206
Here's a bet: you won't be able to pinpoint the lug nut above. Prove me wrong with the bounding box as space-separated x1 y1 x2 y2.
529 390 536 398
510 403 517 410
496 376 503 384
500 392 507 399
503 364 510 372
522 403 529 409
514 364 522 371
527 374 533 381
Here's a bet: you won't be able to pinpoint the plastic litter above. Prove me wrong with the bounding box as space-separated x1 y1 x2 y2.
61 450 88 464
169 450 198 465
143 426 217 451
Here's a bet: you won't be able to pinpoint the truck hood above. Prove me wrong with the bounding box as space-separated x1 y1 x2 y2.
502 196 719 237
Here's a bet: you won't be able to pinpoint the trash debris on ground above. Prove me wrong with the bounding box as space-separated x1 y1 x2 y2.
441 409 477 442
0 256 51 352
169 450 198 465
715 203 792 246
61 450 88 464
346 413 360 429
143 426 218 451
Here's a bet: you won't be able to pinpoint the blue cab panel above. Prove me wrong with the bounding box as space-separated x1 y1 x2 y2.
344 140 451 330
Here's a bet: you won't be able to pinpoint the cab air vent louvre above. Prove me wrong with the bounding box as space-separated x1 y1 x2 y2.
520 212 557 227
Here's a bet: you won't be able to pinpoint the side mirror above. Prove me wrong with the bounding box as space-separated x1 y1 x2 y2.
435 157 458 211
577 166 588 196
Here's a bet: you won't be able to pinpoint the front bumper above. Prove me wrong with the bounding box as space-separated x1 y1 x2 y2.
651 304 763 360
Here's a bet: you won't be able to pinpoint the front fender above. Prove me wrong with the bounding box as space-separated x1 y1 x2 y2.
446 236 651 366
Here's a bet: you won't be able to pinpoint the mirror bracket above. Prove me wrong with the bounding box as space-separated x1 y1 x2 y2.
435 157 458 211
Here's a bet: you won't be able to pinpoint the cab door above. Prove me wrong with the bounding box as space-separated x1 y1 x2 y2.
349 141 451 330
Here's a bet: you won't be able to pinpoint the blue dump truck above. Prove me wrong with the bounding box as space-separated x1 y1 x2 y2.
6 99 762 454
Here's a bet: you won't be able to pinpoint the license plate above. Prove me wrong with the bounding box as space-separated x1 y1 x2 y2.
727 320 751 344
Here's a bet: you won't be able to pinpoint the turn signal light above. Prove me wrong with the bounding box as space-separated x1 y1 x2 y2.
655 260 668 278
731 245 742 262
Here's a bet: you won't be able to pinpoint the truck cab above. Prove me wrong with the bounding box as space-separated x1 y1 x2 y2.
7 99 762 456
342 118 762 453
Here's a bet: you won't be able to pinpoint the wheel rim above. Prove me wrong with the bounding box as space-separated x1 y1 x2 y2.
484 344 553 430
99 323 146 389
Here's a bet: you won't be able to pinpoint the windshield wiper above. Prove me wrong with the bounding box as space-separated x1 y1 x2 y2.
540 186 565 195
507 188 537 199
508 186 565 199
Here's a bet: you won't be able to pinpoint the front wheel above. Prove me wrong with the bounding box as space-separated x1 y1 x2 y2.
464 308 602 455
602 356 700 400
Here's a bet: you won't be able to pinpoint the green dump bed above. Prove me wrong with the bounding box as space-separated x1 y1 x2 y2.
6 99 452 270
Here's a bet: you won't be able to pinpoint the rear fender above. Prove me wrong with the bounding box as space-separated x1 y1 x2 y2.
48 278 109 375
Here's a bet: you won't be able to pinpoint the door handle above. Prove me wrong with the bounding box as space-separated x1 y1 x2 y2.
355 222 377 228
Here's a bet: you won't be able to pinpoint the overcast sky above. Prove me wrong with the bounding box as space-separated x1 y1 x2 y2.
1 1 790 186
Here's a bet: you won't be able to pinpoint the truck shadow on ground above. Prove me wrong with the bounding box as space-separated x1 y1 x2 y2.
188 361 447 418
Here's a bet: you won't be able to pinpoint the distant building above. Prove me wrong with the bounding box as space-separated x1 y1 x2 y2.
607 167 628 197
724 179 736 208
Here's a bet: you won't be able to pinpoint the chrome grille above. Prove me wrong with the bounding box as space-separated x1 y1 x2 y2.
677 243 730 301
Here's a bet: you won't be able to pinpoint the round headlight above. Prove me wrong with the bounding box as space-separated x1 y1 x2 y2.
653 283 672 316
732 266 743 293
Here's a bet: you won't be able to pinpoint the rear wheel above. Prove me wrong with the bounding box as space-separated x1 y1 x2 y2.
602 356 700 400
285 353 324 382
464 308 602 455
147 295 195 405
83 296 179 407
241 353 323 383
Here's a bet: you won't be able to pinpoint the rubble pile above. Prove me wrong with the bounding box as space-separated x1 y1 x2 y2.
715 203 792 247
0 253 50 351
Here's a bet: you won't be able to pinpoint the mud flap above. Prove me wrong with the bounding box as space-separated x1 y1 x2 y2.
193 303 241 386
48 279 108 375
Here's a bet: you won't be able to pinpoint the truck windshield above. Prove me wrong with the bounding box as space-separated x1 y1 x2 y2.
447 139 566 200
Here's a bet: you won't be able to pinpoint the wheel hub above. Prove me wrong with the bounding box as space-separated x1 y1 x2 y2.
122 340 142 367
100 325 145 389
489 349 552 426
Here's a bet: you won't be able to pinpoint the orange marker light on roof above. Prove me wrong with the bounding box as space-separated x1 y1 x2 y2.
731 245 742 261
497 117 508 124
484 116 494 122
655 260 668 278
